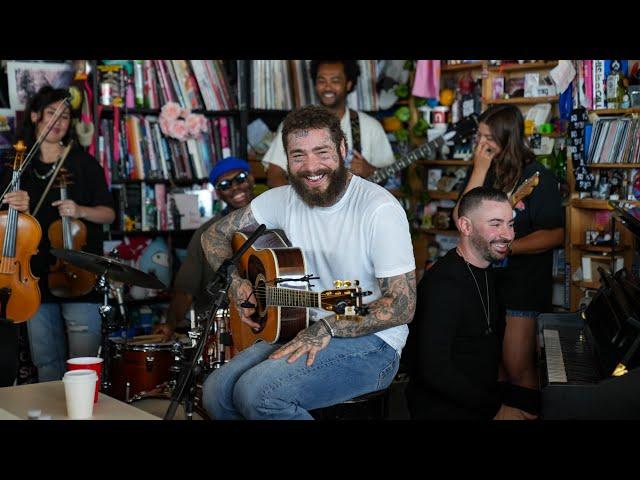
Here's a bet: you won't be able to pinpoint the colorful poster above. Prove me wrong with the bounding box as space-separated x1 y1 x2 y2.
6 61 74 111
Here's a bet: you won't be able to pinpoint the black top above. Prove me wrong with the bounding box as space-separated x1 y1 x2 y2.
405 248 502 420
0 147 114 303
462 161 564 312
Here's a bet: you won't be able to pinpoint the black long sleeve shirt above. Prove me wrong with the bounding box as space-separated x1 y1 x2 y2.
406 248 503 419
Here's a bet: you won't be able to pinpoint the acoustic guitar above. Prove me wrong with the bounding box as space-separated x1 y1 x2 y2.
229 230 366 351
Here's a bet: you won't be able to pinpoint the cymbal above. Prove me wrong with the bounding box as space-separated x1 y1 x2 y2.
50 249 166 289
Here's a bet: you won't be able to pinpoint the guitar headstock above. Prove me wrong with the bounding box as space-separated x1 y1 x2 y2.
320 280 363 315
444 113 479 143
510 171 540 207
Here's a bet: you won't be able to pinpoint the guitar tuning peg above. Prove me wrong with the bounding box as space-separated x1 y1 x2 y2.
333 280 343 288
344 281 351 288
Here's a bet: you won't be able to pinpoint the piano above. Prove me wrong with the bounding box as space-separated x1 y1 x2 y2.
538 202 640 419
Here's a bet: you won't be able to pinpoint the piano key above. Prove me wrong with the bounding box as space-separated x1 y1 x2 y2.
543 329 568 383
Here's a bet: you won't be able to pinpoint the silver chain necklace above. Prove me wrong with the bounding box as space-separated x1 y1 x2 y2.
32 162 57 180
457 248 492 334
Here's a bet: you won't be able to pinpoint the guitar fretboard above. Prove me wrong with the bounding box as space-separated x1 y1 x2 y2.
367 136 445 184
266 286 321 308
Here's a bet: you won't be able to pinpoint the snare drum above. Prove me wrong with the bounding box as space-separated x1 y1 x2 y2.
108 334 192 402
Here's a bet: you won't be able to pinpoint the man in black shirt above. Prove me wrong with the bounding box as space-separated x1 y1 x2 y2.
406 186 535 419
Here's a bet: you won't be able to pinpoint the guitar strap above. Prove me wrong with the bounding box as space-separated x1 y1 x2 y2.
349 109 361 154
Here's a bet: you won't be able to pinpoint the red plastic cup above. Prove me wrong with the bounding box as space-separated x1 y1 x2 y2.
67 357 103 403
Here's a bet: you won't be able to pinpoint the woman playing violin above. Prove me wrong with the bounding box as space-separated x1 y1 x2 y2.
0 86 115 382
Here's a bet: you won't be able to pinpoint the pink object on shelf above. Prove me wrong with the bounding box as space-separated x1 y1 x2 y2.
412 60 441 99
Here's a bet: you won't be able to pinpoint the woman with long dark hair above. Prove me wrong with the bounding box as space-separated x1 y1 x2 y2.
454 105 564 417
0 85 115 382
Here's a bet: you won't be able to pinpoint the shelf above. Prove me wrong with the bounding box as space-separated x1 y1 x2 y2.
427 190 459 200
586 163 640 169
100 106 240 117
589 108 640 116
111 178 210 186
484 96 559 106
573 280 601 290
575 244 629 253
441 62 484 72
487 61 558 72
571 198 640 210
108 229 197 236
418 159 474 167
420 227 460 236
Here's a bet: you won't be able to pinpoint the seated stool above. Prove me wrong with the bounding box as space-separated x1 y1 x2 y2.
310 389 389 420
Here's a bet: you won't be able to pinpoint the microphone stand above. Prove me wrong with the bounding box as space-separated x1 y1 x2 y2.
163 224 266 420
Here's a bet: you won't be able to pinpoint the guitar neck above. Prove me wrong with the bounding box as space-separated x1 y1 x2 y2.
367 136 445 184
266 286 320 309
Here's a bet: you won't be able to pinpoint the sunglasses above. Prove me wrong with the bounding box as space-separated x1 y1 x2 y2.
216 171 249 191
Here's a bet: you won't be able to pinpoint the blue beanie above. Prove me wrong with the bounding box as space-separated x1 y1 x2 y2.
209 156 251 185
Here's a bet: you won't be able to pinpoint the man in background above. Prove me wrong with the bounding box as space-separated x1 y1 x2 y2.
262 60 395 188
155 157 255 340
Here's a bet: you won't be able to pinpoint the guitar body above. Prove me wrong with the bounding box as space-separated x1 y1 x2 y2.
229 231 309 351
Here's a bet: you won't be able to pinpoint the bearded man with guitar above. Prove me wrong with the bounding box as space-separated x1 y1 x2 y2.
200 105 416 420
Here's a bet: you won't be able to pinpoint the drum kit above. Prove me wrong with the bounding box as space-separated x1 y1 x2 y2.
51 248 236 420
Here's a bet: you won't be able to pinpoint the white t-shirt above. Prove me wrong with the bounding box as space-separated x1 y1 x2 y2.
261 109 395 174
250 175 415 353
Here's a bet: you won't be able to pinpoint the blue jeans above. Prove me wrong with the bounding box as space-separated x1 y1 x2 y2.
202 334 400 420
27 303 102 382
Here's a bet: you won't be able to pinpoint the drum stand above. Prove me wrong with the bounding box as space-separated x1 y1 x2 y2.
96 270 122 395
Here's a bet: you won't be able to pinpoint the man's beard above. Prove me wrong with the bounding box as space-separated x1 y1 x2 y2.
289 161 349 207
470 230 510 263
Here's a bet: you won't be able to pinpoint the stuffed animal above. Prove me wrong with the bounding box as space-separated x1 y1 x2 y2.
129 237 171 299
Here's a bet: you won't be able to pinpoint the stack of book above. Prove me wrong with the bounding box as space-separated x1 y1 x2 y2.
97 114 239 184
586 117 640 165
98 60 236 111
250 60 379 111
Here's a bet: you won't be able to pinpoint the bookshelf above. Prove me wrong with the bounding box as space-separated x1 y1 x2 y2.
566 59 640 308
89 59 250 320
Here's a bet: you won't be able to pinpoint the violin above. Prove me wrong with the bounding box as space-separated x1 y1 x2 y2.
47 171 96 298
0 141 42 322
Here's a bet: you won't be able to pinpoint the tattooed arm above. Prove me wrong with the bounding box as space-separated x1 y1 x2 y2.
200 205 262 328
270 270 416 366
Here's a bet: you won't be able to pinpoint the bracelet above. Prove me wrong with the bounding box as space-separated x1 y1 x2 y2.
319 318 334 337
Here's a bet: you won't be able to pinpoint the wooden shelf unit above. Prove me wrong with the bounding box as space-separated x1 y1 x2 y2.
565 197 635 309
441 62 485 72
586 163 640 169
487 61 558 72
589 108 640 115
484 96 559 106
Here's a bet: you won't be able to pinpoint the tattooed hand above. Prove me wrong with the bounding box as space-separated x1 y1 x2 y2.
269 320 331 366
230 275 261 330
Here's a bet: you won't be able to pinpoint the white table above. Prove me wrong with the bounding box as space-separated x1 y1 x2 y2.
0 381 161 420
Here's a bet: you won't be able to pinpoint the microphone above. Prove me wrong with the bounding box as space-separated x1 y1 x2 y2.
229 224 267 266
207 224 267 296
